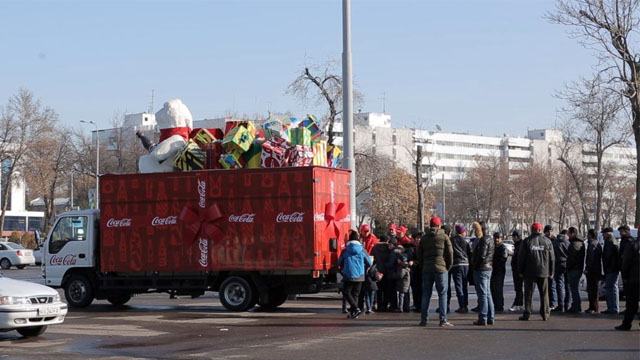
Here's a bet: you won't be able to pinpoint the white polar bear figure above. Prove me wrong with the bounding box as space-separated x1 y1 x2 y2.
138 99 193 173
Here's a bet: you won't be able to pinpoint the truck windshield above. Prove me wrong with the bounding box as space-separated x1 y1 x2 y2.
49 216 88 254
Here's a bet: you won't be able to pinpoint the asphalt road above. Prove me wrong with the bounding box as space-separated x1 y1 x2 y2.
1 267 638 360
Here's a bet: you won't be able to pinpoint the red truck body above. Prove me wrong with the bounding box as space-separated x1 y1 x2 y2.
99 167 351 274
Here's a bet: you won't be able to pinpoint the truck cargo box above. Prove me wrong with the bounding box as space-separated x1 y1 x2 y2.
99 167 351 273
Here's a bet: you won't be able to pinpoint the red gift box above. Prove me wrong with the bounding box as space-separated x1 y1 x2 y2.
205 141 224 169
261 137 291 168
289 145 314 167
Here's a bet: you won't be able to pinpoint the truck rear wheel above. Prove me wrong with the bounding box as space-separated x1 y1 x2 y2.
258 288 288 311
219 276 256 311
64 274 94 308
107 294 132 307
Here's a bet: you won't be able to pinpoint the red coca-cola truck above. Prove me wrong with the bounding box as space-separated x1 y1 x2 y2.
41 167 351 311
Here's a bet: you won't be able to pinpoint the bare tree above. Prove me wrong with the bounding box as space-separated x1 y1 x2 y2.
0 89 56 234
355 147 394 226
548 0 640 226
557 76 630 231
287 61 363 145
23 127 75 231
366 167 418 227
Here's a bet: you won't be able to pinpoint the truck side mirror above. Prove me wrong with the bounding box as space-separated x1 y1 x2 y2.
329 238 337 252
34 230 41 246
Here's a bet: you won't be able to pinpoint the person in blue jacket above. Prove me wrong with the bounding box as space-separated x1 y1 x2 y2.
339 230 373 319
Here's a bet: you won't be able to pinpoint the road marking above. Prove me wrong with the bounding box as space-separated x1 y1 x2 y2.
93 315 256 325
0 339 69 348
47 324 166 337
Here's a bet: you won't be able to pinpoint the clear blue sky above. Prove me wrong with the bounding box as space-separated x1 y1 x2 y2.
0 0 595 137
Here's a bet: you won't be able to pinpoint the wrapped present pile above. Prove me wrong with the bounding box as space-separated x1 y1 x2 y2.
173 115 342 171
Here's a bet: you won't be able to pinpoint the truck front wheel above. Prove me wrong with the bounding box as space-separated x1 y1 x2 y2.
219 276 256 311
64 274 94 308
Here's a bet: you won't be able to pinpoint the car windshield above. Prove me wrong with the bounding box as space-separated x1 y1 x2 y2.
4 242 25 249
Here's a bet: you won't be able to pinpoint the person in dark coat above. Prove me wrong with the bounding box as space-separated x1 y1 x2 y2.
510 230 525 312
491 232 508 312
471 221 495 325
617 225 634 316
601 228 620 314
338 230 373 319
409 232 423 312
615 231 639 331
543 225 558 310
518 222 555 321
450 224 472 313
385 238 405 312
371 235 391 311
551 229 571 313
584 229 603 314
566 227 585 313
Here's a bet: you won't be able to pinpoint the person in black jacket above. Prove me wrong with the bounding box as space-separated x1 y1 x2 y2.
551 229 571 312
409 232 423 312
518 222 555 321
450 224 472 313
371 235 391 312
509 230 525 312
601 228 620 314
584 229 603 314
471 221 495 325
363 263 380 314
566 227 585 313
543 225 558 310
491 232 508 312
618 225 633 316
615 232 639 331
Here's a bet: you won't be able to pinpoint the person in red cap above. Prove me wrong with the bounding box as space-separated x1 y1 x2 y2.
360 224 379 254
388 223 397 238
517 222 555 321
396 226 412 246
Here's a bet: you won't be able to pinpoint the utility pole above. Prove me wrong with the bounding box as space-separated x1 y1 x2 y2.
442 173 446 222
415 146 424 231
342 0 356 228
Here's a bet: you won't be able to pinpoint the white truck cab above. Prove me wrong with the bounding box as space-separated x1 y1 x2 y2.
43 209 98 288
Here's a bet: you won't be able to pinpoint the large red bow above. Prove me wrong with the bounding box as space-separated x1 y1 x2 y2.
324 202 348 241
179 203 224 243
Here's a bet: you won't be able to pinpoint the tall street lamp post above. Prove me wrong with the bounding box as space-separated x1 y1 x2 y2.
342 0 356 228
80 120 99 209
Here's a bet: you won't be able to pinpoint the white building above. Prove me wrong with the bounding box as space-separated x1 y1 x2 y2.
0 169 44 236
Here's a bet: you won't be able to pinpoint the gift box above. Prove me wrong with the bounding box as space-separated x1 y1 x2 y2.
219 151 246 169
222 126 255 154
289 127 311 147
327 144 342 168
205 141 224 169
241 140 263 169
224 120 257 137
264 119 289 142
261 137 290 168
280 116 301 130
190 128 223 142
191 128 217 150
298 115 322 141
289 144 314 167
174 139 206 171
312 140 327 166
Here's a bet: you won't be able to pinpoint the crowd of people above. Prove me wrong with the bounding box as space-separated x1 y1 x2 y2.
337 219 639 331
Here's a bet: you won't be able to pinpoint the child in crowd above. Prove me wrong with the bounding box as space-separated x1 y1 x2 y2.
363 262 381 314
395 254 411 312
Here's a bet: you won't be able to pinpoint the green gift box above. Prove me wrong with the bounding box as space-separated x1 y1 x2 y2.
222 126 255 154
174 139 206 171
289 127 311 147
241 140 263 169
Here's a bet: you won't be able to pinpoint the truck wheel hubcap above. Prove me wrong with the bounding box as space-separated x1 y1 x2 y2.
224 283 246 306
69 281 87 302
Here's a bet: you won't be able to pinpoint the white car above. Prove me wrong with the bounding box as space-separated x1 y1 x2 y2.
0 242 36 269
0 273 68 337
502 239 515 256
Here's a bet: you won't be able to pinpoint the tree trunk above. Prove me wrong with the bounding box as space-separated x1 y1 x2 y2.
634 106 640 226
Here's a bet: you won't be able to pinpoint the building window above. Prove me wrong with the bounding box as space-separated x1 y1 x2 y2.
27 217 43 232
4 216 26 231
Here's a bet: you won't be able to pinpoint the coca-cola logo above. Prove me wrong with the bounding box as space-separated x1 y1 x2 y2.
197 179 206 208
228 214 256 223
151 216 178 226
106 218 132 227
314 213 325 221
198 238 208 267
276 212 304 223
49 254 77 266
